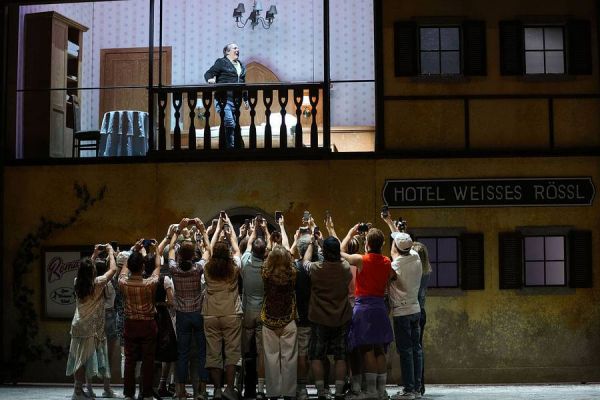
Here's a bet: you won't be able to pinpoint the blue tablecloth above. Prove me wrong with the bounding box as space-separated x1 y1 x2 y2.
99 110 149 156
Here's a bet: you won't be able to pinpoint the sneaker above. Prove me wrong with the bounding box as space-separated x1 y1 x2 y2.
102 388 117 398
255 393 266 400
72 393 88 400
412 392 421 399
391 391 414 400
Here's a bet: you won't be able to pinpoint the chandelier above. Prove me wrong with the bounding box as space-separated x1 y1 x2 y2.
233 1 277 30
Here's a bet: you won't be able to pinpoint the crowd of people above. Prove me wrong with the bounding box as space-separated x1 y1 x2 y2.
65 210 432 400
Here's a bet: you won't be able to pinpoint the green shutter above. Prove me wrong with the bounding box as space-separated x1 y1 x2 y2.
394 21 418 76
568 230 592 288
463 20 487 76
499 232 523 289
567 19 592 75
460 233 485 290
499 20 524 75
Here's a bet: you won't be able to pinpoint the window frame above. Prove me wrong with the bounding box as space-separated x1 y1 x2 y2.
417 235 460 288
418 25 463 76
523 25 566 75
523 234 568 287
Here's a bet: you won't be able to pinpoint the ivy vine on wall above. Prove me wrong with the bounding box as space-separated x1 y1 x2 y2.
5 182 107 382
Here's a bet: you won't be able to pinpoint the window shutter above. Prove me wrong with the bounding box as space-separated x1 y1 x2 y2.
568 230 592 288
460 233 485 290
499 20 524 75
394 21 418 76
567 19 592 75
499 232 523 289
462 20 487 76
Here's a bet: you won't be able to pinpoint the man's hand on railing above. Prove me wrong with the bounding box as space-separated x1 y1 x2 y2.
207 77 216 84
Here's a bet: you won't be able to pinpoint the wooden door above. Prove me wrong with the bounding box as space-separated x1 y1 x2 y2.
99 47 171 126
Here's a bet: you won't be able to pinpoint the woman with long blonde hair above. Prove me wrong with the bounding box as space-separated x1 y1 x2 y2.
261 244 298 399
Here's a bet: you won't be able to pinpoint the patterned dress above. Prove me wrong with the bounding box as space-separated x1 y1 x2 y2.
65 276 111 378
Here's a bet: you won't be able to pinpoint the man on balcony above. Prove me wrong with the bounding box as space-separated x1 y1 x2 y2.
205 42 249 149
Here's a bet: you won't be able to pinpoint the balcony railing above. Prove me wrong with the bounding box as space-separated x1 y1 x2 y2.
150 82 329 153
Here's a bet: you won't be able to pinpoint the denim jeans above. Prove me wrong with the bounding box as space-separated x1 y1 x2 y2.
215 100 236 148
176 311 208 383
393 313 422 392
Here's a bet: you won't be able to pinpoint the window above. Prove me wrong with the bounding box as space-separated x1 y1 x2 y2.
523 235 566 286
499 230 592 289
394 20 486 77
499 19 592 76
524 27 564 74
418 237 459 288
412 231 484 290
419 27 461 75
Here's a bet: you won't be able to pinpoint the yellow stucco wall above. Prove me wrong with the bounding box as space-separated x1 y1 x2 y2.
3 156 600 383
381 0 600 151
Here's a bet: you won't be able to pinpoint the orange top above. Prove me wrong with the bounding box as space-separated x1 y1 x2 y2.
355 253 391 298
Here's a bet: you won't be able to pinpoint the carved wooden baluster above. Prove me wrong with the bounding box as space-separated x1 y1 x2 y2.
309 87 319 148
248 88 258 149
233 88 243 149
278 87 289 149
202 90 212 150
187 91 197 151
263 88 273 149
158 91 167 151
216 90 227 149
293 88 303 148
172 91 183 151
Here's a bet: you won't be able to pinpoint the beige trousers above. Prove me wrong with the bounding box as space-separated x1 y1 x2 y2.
262 320 298 397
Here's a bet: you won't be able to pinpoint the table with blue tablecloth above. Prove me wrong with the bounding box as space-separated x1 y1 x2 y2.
99 110 149 156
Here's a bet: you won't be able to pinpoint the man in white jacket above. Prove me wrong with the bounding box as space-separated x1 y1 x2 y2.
382 214 423 400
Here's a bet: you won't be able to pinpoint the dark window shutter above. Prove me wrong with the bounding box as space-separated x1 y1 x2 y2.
499 232 523 289
567 19 592 75
569 230 592 288
460 233 485 290
394 21 418 76
499 20 524 75
462 20 487 76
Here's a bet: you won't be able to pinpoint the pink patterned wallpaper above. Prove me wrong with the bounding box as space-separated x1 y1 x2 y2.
18 0 374 139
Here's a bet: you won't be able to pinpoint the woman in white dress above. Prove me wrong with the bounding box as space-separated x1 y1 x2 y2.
65 244 118 400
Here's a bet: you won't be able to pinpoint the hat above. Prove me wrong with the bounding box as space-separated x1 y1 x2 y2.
392 232 413 251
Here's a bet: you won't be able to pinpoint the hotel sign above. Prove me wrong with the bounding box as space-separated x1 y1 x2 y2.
383 178 595 208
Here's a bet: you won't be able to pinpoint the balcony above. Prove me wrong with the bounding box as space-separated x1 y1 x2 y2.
150 82 331 155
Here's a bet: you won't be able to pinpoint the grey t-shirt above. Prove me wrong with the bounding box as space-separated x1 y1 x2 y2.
241 249 264 311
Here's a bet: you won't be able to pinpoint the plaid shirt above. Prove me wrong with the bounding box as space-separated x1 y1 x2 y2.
169 258 205 313
118 272 159 320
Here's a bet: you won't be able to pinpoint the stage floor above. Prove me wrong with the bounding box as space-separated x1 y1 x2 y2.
0 384 598 400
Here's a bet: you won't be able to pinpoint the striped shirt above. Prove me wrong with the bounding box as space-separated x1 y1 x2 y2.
118 272 159 320
169 258 205 313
